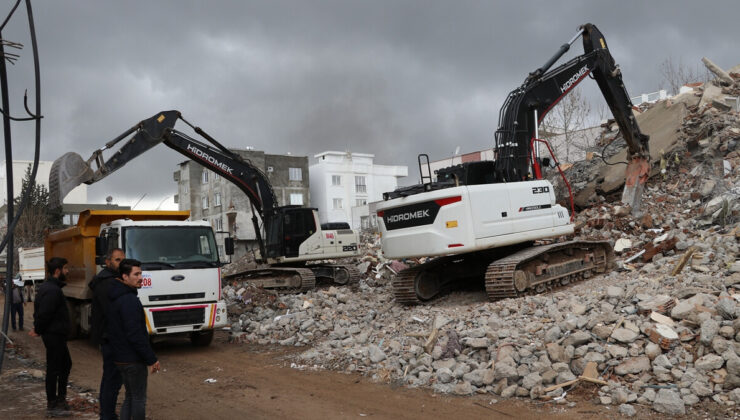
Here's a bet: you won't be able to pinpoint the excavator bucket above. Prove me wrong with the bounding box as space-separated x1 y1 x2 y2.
49 152 95 208
621 156 650 215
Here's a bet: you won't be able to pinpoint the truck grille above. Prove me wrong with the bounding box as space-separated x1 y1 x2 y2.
152 308 205 328
149 292 206 302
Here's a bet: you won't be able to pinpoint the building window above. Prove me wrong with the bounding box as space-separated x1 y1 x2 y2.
215 217 223 231
290 193 304 205
333 198 343 209
201 170 209 184
355 199 367 207
213 172 219 181
355 176 366 193
214 192 221 207
289 167 302 181
331 175 341 186
218 244 225 257
202 195 209 209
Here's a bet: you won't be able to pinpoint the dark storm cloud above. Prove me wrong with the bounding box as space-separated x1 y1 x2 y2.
1 1 738 207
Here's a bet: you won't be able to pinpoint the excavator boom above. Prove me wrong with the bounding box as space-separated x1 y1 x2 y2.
494 23 650 210
49 110 277 258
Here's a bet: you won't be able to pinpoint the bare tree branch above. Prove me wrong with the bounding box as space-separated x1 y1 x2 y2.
541 86 592 163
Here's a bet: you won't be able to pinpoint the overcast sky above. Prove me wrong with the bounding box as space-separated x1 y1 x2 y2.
1 1 738 210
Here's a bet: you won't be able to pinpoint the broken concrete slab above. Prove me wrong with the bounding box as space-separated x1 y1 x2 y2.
574 99 689 207
699 82 727 108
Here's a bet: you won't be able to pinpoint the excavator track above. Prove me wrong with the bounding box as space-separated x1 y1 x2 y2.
345 265 362 285
311 264 362 286
226 267 316 294
485 240 613 301
392 266 424 305
392 240 613 305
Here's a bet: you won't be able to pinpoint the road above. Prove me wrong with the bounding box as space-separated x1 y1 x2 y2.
0 295 607 419
6 327 592 419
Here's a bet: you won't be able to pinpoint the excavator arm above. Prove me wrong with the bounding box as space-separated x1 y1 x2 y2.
49 110 277 258
493 23 650 210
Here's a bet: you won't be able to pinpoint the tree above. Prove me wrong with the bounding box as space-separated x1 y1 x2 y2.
541 86 592 163
659 57 708 95
11 164 63 249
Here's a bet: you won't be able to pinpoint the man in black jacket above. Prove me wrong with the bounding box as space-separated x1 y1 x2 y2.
107 259 161 420
89 248 125 420
31 257 72 417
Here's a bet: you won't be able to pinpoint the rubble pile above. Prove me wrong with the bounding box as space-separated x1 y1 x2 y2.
222 64 740 416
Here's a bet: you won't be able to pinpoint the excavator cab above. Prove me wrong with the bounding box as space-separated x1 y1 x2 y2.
264 207 318 259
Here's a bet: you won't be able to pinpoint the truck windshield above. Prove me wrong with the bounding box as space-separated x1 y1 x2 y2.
123 226 220 268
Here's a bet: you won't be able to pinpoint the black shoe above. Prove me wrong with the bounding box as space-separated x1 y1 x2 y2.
56 398 71 411
46 399 71 418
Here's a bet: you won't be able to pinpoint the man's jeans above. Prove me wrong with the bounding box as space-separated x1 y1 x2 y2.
100 344 123 419
117 363 148 420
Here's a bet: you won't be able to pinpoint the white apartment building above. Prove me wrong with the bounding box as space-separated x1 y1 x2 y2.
309 151 407 230
0 160 87 205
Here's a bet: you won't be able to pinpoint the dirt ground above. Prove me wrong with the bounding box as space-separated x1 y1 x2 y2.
0 295 729 420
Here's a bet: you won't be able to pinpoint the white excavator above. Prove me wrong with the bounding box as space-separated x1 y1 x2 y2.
376 23 650 304
49 111 361 293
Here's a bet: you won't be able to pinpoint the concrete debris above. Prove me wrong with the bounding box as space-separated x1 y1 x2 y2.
218 62 740 417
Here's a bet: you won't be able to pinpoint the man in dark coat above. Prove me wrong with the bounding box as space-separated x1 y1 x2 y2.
107 259 161 420
89 248 125 420
31 257 72 417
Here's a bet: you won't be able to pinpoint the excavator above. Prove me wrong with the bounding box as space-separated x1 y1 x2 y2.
48 111 361 293
376 23 650 304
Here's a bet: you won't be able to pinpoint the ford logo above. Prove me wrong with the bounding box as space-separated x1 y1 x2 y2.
171 275 185 281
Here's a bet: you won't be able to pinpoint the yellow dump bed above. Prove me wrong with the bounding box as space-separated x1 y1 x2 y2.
45 210 190 300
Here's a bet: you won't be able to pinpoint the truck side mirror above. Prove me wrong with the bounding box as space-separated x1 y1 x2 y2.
224 237 234 255
95 237 108 257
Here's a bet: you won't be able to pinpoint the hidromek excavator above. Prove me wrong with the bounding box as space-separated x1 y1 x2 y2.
49 111 361 293
376 23 650 304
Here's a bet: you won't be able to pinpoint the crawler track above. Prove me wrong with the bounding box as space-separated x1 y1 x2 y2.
392 240 613 305
226 267 316 294
392 266 424 305
485 241 612 300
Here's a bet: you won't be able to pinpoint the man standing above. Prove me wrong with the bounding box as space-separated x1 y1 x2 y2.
107 259 160 420
89 248 125 420
30 257 72 417
10 277 25 331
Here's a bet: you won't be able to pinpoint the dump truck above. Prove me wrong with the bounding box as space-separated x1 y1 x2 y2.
45 209 229 345
18 246 46 300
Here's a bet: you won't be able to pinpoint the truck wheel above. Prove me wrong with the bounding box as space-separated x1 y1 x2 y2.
190 330 214 346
